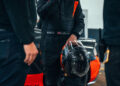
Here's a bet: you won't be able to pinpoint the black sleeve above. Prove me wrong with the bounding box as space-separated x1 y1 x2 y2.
3 0 37 44
72 1 85 39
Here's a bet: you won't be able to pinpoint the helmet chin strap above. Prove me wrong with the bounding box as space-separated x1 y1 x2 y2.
75 40 85 48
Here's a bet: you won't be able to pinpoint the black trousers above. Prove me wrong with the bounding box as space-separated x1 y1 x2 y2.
0 30 29 86
105 46 120 86
41 34 87 86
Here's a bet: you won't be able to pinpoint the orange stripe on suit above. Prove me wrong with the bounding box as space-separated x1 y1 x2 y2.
72 1 79 17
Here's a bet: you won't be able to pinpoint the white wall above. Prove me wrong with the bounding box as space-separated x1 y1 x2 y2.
81 0 104 28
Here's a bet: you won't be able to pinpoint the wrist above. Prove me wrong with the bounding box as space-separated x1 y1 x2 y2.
72 32 80 39
71 34 77 40
24 42 34 46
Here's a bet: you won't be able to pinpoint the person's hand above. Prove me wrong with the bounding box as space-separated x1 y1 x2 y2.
65 34 77 45
23 42 38 66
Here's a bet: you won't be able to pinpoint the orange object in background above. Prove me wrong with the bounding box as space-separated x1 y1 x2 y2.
24 73 44 86
89 56 100 82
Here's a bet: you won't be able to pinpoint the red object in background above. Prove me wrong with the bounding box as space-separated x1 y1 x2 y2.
24 73 44 86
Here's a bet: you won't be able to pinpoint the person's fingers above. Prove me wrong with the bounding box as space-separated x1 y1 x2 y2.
24 53 31 64
66 40 77 46
65 40 68 45
27 55 33 66
28 54 37 66
72 41 77 45
23 42 38 65
28 50 38 65
68 41 71 46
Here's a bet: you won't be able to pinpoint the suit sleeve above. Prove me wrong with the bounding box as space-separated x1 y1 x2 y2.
3 0 36 44
72 1 85 39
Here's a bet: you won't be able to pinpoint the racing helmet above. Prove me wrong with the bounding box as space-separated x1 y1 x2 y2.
60 41 90 77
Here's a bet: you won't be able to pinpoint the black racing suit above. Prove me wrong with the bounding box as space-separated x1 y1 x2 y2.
103 0 120 86
0 0 36 85
37 0 85 86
